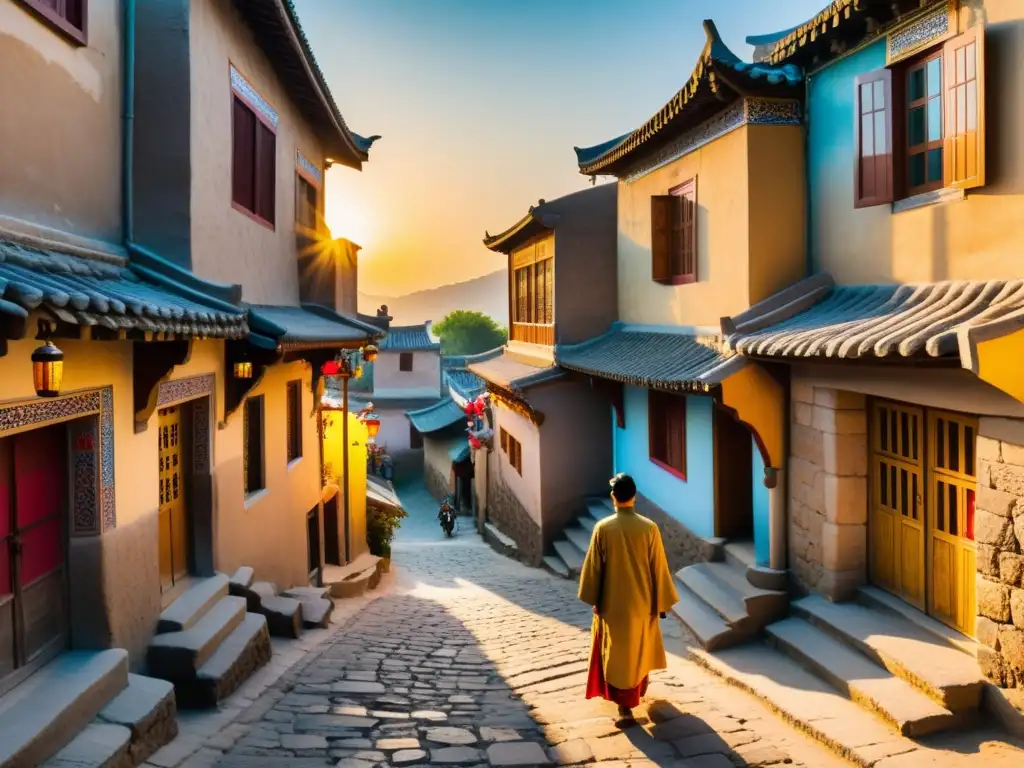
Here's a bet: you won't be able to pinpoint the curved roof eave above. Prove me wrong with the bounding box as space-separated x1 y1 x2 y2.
482 207 561 254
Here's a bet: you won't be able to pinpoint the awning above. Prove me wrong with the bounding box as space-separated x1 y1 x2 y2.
366 477 403 512
723 274 1024 363
406 397 465 435
249 303 381 351
468 350 564 393
556 323 743 391
0 239 247 338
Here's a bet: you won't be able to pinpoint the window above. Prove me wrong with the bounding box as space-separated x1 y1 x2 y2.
232 96 276 226
18 0 86 44
854 27 985 208
243 396 265 494
648 391 686 480
286 380 302 462
410 424 423 449
511 242 554 326
295 174 318 231
651 179 697 285
499 427 522 475
399 352 414 372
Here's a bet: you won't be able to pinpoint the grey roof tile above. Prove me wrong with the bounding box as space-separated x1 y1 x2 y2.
406 397 466 435
380 323 439 351
249 304 379 348
467 350 564 393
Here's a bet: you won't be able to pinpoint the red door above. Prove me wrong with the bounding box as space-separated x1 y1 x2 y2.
0 425 68 693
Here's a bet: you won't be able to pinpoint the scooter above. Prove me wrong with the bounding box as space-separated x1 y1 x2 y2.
438 496 456 538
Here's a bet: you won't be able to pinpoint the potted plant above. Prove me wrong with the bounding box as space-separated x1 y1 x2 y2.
366 503 406 572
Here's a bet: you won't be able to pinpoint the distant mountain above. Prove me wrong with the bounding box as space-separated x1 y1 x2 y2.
360 270 508 327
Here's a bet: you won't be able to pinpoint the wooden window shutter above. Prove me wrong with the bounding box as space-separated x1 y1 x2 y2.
255 122 276 224
651 195 673 282
943 26 986 190
674 179 697 283
543 258 554 324
232 98 256 212
534 261 545 324
853 69 894 208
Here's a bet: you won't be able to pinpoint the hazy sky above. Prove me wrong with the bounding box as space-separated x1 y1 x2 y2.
292 0 825 298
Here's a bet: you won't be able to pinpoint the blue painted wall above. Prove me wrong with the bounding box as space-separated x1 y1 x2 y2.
611 386 715 538
806 39 887 267
752 439 770 566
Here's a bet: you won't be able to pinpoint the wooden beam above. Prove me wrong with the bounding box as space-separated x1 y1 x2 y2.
133 340 192 432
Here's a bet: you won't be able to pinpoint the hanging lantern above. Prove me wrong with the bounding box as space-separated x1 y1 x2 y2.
362 410 381 440
233 360 253 379
361 343 379 363
32 337 64 398
321 359 342 377
468 434 482 450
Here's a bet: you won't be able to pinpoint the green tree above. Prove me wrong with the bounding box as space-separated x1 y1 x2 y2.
433 310 507 356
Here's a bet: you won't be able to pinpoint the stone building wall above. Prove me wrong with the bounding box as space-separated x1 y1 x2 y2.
974 417 1024 688
636 495 718 574
487 472 544 566
788 382 869 600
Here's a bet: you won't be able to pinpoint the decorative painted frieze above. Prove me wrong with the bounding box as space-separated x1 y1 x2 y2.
886 0 956 65
296 150 323 187
158 374 215 408
230 65 279 129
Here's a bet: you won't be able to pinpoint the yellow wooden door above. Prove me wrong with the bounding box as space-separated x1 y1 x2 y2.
870 401 926 610
927 410 977 636
158 406 189 591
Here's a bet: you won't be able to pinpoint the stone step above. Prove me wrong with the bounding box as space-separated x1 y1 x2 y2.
0 649 129 768
675 563 750 628
259 595 303 639
585 498 613 523
723 539 756 571
175 613 272 709
41 722 131 768
766 617 961 737
327 564 378 599
251 581 277 601
543 555 570 579
563 525 592 554
229 566 254 591
280 586 333 629
699 560 788 623
578 515 597 533
95 673 178 765
552 539 585 574
148 596 246 680
670 580 740 651
156 573 230 633
792 595 986 713
857 585 980 657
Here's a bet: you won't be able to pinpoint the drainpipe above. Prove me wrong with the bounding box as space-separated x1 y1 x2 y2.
123 0 136 245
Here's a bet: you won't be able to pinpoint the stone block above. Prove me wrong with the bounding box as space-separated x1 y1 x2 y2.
977 485 1018 519
1013 589 1024 629
975 509 1017 549
823 474 867 525
977 436 1003 464
978 644 1007 686
791 424 824 466
977 615 1001 649
813 388 865 410
990 462 1024 501
821 521 866 572
1016 517 1024 553
977 544 1001 578
792 381 815 405
980 417 1024 446
998 625 1024 676
789 526 811 561
1003 442 1024 469
812 405 867 436
793 402 813 427
790 499 811 531
794 475 825 514
789 456 818 490
978 576 1012 623
822 432 868 477
818 567 865 602
1001 553 1024 587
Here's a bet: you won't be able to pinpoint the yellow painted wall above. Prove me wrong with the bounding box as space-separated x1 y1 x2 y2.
321 410 369 561
811 0 1024 285
617 125 750 327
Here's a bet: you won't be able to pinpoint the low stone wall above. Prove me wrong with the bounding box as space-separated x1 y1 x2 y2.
487 473 543 566
788 382 869 601
975 417 1024 688
636 494 720 574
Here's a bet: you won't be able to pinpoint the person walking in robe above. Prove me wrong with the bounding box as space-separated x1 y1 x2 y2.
578 473 679 722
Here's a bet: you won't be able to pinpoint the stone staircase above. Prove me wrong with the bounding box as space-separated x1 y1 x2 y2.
671 541 789 650
542 497 613 578
229 567 306 638
322 552 385 599
0 650 177 767
147 573 272 709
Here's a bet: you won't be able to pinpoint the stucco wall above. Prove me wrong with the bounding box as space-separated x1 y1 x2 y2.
807 3 1024 285
188 0 326 304
0 0 122 241
617 126 750 328
612 387 715 538
377 408 413 455
487 403 544 564
321 412 368 563
423 435 458 501
373 350 442 398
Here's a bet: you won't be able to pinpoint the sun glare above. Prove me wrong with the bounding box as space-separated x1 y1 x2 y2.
324 167 375 250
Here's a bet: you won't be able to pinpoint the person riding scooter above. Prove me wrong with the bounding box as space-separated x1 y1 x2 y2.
437 495 456 538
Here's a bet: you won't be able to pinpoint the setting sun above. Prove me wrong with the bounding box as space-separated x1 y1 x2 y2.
324 165 375 250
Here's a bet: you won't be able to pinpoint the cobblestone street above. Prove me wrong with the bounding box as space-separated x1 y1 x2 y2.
197 482 850 768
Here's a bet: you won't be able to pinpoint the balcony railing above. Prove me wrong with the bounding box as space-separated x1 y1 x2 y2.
511 323 554 346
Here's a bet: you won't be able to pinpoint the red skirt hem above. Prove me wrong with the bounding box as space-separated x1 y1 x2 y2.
585 623 648 709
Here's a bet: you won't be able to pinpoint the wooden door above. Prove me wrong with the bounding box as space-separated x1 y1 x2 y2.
714 408 753 540
158 406 189 591
870 401 926 610
0 425 68 694
927 410 977 636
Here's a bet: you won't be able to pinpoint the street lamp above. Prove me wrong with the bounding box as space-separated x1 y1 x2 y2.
321 343 377 564
32 320 64 398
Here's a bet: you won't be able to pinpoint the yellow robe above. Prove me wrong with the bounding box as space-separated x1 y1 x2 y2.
578 506 679 690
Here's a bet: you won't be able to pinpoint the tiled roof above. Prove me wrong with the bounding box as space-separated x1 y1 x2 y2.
234 0 379 169
573 20 802 177
380 322 439 351
345 393 441 411
724 275 1024 362
448 442 471 464
0 239 247 338
468 351 564 393
442 347 503 370
556 323 742 392
406 397 465 436
445 370 485 401
250 304 381 350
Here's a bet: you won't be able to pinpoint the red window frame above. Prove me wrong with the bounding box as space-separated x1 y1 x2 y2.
18 0 87 45
648 390 687 480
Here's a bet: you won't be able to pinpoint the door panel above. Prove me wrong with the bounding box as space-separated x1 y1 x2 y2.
870 401 925 610
158 406 189 590
714 408 753 540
